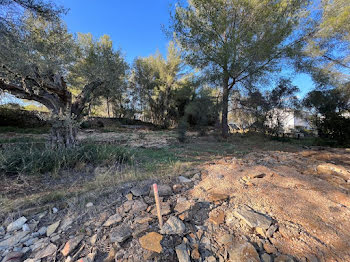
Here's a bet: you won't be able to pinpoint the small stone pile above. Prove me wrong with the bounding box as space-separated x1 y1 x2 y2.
1 169 300 262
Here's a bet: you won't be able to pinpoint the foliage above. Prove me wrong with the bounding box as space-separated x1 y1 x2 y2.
130 42 195 127
170 0 307 136
177 118 188 142
68 34 128 117
0 143 131 175
303 87 350 145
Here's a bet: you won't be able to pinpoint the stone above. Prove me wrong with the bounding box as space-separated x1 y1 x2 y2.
174 197 192 213
109 225 132 243
132 223 149 237
266 224 278 238
86 202 94 208
130 200 148 214
134 214 153 224
50 234 60 243
149 184 172 197
175 243 191 262
22 224 30 232
274 255 295 262
24 237 38 247
208 193 229 202
151 201 171 216
233 208 271 234
37 226 47 235
60 217 74 231
192 173 201 181
90 234 97 245
178 176 192 183
261 253 272 262
52 207 58 213
103 214 122 227
206 256 217 262
76 251 96 262
139 232 163 253
103 247 116 262
131 185 150 196
227 240 260 262
161 216 186 235
34 243 57 259
0 226 5 236
7 217 27 232
61 235 84 256
191 246 201 260
30 237 50 252
1 251 23 262
263 242 277 254
217 233 233 245
0 231 29 249
126 193 133 201
46 221 60 236
209 210 225 225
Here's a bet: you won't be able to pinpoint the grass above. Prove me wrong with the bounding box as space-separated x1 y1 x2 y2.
0 126 50 134
0 143 131 175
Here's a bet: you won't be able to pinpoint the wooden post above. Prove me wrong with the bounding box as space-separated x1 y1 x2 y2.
153 183 163 228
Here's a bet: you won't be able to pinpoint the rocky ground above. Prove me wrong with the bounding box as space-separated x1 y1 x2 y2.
1 147 350 262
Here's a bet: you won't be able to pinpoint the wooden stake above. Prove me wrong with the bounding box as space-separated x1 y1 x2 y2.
153 183 163 228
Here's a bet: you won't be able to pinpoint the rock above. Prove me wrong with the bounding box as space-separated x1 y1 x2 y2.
86 202 94 208
1 251 23 262
191 173 201 181
263 242 277 254
206 256 217 262
134 214 153 224
274 255 294 262
151 201 171 216
174 197 193 214
227 240 260 262
208 193 229 202
90 234 97 245
139 232 163 253
130 200 148 214
46 221 60 236
149 184 172 197
22 224 30 232
217 233 233 245
178 176 192 183
175 243 190 262
0 226 5 236
24 237 38 247
52 207 58 214
103 214 122 227
233 207 272 235
161 216 186 235
261 253 272 262
209 210 225 225
7 217 27 232
126 193 133 201
60 217 74 231
109 225 132 243
34 243 57 259
131 223 149 237
30 237 50 252
191 245 200 260
37 226 47 235
131 185 150 196
50 234 60 243
0 231 29 249
76 251 96 262
61 235 84 256
266 224 278 238
103 247 116 262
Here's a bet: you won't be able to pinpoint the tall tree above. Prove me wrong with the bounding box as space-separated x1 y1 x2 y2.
0 14 103 147
130 42 193 127
170 0 308 137
68 33 128 117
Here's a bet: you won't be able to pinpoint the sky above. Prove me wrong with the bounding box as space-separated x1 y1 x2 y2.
1 0 316 105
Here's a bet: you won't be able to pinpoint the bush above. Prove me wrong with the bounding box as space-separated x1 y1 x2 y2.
177 119 188 142
0 143 132 175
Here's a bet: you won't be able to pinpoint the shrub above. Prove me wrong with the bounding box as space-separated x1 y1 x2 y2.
0 143 131 175
177 119 188 142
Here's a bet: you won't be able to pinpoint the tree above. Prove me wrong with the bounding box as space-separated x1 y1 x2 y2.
0 13 103 147
130 42 193 127
68 33 128 117
303 87 350 145
170 0 308 137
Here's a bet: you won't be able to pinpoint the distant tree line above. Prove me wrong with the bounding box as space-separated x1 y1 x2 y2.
0 0 349 146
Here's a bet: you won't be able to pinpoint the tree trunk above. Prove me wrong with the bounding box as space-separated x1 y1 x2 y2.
107 97 110 117
221 73 230 137
49 119 77 148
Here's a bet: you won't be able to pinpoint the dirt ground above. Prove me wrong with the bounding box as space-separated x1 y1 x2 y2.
192 148 350 261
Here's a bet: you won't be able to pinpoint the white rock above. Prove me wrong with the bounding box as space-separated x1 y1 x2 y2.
0 231 29 249
178 176 192 183
22 224 30 232
86 202 94 208
52 207 58 214
7 217 27 232
46 221 60 237
37 226 47 236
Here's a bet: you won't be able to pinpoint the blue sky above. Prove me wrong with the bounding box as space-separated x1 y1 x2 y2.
1 0 315 105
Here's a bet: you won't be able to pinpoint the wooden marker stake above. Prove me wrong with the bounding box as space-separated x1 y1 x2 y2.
153 183 163 228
